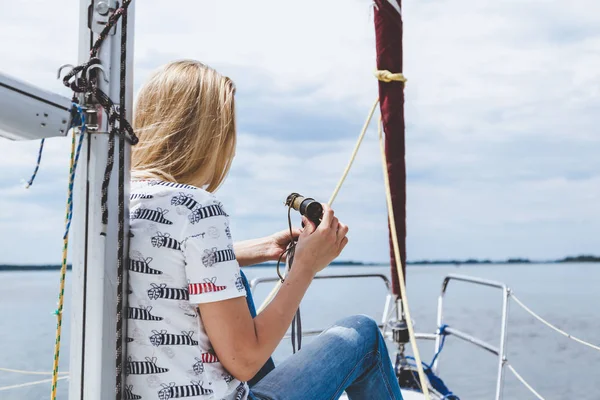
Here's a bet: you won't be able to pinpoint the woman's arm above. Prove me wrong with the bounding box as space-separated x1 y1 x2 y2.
198 263 314 381
199 206 349 382
234 228 301 267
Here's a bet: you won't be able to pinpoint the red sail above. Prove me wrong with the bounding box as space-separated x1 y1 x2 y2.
374 0 405 296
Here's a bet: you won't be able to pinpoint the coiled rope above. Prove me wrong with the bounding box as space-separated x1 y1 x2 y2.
61 0 137 229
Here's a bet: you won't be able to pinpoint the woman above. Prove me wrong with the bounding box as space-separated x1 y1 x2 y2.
127 60 403 400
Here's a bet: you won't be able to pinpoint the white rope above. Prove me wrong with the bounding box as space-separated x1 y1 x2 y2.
0 367 68 376
511 294 600 352
378 117 430 399
0 376 69 392
507 363 545 400
256 98 381 314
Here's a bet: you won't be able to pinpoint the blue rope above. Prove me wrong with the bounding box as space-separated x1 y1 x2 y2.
404 324 458 399
24 139 46 188
406 324 449 369
428 324 449 369
63 104 86 240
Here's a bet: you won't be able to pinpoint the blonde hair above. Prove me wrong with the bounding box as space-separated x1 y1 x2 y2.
132 60 236 192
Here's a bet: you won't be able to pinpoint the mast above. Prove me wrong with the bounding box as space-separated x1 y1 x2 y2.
0 2 135 397
68 1 135 399
374 0 406 297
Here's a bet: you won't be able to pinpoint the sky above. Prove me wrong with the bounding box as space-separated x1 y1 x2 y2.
1 0 600 264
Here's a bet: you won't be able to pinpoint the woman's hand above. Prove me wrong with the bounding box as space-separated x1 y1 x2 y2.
267 228 302 261
293 204 349 277
234 228 301 266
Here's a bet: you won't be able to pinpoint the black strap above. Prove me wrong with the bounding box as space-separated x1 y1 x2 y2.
287 240 302 354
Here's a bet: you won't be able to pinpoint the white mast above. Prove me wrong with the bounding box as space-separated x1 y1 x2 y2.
0 1 135 397
68 1 135 399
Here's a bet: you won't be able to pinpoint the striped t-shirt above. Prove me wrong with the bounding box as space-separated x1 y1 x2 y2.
126 179 248 400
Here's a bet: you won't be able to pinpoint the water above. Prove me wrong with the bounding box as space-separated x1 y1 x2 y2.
1 263 599 399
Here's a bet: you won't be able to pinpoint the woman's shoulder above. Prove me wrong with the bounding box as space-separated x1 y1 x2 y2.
130 179 227 218
131 179 214 201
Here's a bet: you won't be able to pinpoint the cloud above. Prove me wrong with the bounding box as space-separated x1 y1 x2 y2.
1 0 600 264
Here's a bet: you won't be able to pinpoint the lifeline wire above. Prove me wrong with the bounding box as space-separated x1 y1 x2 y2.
507 363 545 400
0 367 68 376
0 376 69 392
511 294 600 352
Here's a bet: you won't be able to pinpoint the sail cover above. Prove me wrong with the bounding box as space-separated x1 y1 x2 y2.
374 0 405 296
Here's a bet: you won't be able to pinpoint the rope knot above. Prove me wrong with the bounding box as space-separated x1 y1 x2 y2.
438 324 449 335
374 70 407 83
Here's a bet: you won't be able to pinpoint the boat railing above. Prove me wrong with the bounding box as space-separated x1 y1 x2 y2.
250 272 392 290
250 272 512 400
434 274 510 400
250 273 394 338
250 273 448 340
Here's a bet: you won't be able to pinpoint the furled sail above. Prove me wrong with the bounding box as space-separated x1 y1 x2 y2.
374 0 406 296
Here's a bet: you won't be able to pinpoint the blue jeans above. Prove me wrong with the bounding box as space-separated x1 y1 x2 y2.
248 314 403 400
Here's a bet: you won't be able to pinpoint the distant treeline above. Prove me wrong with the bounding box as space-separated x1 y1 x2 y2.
406 255 600 265
2 255 600 271
249 260 379 267
0 261 374 271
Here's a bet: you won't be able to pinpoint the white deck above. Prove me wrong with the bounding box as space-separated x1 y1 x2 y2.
339 390 430 399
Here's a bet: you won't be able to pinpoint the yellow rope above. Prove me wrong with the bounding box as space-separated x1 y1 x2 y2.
377 117 430 399
257 98 382 314
374 69 407 83
50 129 78 400
372 69 429 395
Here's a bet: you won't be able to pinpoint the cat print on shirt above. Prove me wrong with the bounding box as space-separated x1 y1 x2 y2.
158 381 213 399
201 246 236 268
124 384 142 400
188 277 226 295
131 207 173 225
126 356 169 375
152 232 182 251
150 330 198 347
148 283 189 301
129 256 163 275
